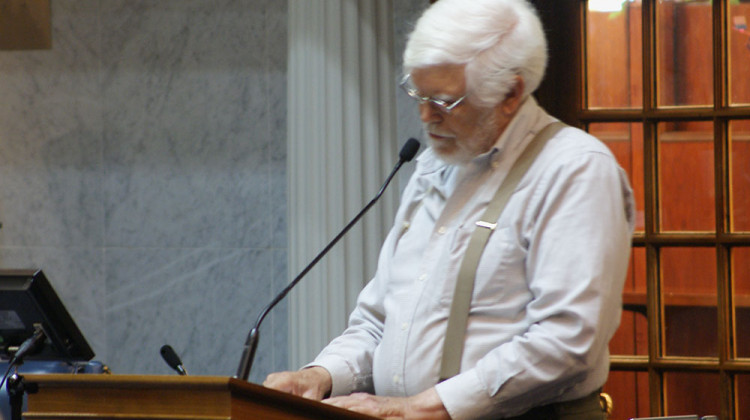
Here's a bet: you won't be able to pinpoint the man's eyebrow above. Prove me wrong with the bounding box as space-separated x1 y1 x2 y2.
432 92 464 102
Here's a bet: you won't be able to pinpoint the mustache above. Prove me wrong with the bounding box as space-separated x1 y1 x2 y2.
423 124 454 138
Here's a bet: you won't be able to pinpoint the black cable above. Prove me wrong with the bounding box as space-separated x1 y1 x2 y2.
0 357 17 389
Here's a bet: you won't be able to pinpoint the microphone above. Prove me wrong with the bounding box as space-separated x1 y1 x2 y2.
12 325 46 362
160 344 188 376
236 138 421 381
0 325 46 389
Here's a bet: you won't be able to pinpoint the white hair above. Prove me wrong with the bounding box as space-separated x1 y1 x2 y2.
403 0 548 108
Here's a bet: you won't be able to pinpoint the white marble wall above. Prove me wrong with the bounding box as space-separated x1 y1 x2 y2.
0 0 287 383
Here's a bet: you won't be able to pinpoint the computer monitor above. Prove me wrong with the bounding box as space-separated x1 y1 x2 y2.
0 269 94 361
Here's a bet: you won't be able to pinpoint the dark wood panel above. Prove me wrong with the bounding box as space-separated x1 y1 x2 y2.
603 371 650 420
659 138 715 231
665 372 721 417
730 5 750 104
731 134 750 231
531 0 581 126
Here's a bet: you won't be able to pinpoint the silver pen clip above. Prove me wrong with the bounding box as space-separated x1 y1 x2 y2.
475 221 497 230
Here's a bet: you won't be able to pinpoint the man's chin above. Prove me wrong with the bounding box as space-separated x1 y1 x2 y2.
425 134 470 165
431 146 472 166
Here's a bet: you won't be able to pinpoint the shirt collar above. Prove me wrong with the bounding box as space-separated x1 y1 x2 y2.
482 96 539 167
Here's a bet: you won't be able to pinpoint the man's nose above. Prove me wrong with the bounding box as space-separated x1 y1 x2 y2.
418 102 443 124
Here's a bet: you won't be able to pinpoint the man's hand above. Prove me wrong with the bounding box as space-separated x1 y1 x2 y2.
263 366 332 400
324 387 450 420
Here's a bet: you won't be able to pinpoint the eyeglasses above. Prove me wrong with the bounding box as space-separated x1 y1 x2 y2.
399 74 467 114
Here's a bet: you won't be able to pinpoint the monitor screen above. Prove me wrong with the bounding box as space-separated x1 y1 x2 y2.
0 269 94 361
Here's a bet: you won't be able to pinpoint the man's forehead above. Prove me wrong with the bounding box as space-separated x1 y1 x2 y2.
410 64 467 95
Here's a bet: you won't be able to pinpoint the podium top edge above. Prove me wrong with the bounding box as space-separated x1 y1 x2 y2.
22 374 235 389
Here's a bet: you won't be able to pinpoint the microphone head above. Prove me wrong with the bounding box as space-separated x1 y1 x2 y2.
160 344 184 371
399 138 421 162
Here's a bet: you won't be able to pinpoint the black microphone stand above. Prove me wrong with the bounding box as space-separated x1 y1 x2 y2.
7 373 37 420
236 138 419 381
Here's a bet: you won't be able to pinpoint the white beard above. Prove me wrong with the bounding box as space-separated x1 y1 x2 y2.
423 112 500 166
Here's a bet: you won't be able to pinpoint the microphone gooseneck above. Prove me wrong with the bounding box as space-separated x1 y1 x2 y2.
235 138 420 381
0 325 46 389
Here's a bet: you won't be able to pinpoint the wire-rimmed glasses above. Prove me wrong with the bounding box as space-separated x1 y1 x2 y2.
399 74 467 114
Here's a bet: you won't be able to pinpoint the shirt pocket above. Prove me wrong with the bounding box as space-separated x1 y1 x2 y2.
436 221 530 312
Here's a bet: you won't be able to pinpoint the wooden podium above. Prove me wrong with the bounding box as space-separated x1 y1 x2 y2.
21 374 379 420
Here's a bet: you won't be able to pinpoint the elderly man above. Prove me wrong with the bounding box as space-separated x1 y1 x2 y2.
265 0 635 419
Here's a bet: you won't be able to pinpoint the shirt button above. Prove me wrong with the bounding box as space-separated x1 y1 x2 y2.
402 221 410 231
401 322 408 331
437 226 447 234
393 374 400 384
418 273 427 281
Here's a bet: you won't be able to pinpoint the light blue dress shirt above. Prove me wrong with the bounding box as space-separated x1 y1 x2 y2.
311 97 635 419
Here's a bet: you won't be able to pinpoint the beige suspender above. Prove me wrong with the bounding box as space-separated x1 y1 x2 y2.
438 122 567 382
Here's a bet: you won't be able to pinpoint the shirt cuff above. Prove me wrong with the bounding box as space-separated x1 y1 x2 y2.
304 355 356 397
435 370 495 420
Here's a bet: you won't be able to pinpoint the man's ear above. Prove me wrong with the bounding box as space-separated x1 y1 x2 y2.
500 76 525 116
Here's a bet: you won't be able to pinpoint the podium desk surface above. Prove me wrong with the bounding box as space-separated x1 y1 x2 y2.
22 374 379 420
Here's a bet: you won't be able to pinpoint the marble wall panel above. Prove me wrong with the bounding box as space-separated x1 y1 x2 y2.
100 0 278 249
0 0 287 379
0 0 103 248
104 246 283 381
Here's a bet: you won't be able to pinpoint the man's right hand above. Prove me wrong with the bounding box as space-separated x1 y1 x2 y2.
263 366 333 401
